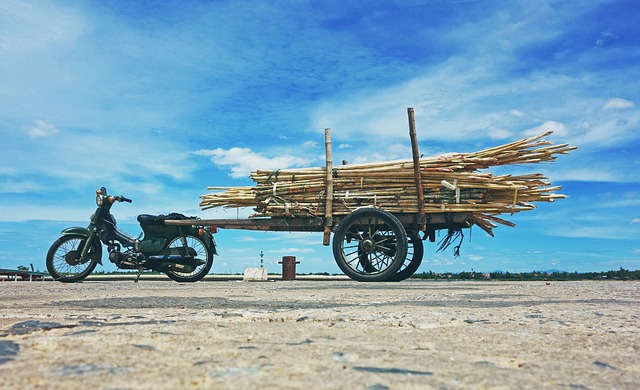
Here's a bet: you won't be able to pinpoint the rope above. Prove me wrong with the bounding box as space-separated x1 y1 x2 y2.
436 228 465 257
265 169 280 183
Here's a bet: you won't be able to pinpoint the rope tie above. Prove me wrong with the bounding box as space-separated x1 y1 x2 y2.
265 169 280 183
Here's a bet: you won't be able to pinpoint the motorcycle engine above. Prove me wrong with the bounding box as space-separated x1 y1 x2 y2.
108 242 145 269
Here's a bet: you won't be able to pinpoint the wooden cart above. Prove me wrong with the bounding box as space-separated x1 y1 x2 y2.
165 209 473 282
167 108 475 282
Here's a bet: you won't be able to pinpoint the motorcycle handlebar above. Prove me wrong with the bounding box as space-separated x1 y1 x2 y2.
117 196 133 203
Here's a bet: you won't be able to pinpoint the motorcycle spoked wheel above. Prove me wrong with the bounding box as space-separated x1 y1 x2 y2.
164 234 213 282
46 234 102 283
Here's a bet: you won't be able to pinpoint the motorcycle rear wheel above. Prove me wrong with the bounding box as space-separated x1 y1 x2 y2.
165 234 213 282
46 234 102 283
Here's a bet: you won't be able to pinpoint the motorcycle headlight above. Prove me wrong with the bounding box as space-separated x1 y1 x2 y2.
96 194 103 206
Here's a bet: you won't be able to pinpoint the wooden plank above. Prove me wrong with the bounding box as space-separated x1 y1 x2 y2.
164 217 326 232
164 211 474 233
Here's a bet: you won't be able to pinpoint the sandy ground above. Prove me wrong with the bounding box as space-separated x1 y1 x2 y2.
0 279 638 389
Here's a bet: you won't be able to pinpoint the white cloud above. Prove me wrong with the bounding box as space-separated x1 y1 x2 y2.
28 119 60 138
235 235 258 242
0 1 86 55
338 143 352 149
263 247 315 255
4 124 195 194
486 125 513 139
0 180 44 194
607 193 640 208
0 203 95 222
595 31 618 47
631 218 640 224
603 97 634 110
547 168 619 183
311 59 578 144
196 147 312 178
466 254 484 262
522 121 569 137
346 142 411 165
548 225 626 240
301 140 319 149
575 110 640 146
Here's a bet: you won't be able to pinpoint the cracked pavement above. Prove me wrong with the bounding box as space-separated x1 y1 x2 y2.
1 280 638 389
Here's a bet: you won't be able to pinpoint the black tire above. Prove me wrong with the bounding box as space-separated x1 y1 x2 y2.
165 234 213 282
46 234 101 283
332 208 407 282
386 232 424 282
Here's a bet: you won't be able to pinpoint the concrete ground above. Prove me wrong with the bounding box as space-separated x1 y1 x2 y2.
0 279 638 389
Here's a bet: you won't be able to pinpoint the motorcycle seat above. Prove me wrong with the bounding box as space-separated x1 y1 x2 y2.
137 213 197 225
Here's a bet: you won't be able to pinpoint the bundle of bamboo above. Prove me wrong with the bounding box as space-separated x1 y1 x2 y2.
200 131 576 236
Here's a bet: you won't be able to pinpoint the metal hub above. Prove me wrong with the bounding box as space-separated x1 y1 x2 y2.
360 238 375 253
64 250 82 265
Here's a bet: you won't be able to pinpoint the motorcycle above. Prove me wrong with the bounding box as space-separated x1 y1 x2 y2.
46 187 217 283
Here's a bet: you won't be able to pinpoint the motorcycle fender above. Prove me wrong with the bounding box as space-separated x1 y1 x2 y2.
61 226 90 236
205 234 219 256
200 231 218 255
59 227 103 265
183 227 218 255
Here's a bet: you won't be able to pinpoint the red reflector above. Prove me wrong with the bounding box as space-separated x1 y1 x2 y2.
198 228 204 236
211 226 218 234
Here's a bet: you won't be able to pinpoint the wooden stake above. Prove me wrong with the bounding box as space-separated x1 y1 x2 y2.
323 128 333 245
408 107 426 231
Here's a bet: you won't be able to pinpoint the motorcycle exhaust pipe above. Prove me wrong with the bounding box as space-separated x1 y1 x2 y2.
171 264 191 271
159 263 195 273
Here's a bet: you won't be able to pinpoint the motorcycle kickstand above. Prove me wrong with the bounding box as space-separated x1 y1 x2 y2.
134 267 144 283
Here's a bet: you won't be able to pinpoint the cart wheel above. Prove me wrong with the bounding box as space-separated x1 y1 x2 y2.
332 207 407 282
386 232 424 282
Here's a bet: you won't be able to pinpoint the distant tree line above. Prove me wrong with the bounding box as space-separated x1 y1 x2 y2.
33 268 639 280
411 268 640 281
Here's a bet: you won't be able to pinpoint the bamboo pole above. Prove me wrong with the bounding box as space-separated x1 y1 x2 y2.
323 128 333 245
408 107 426 231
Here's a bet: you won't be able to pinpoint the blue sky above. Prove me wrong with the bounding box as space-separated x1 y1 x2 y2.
1 0 639 274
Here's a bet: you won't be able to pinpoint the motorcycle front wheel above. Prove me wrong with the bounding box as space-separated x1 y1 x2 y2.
46 234 102 283
165 234 213 282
